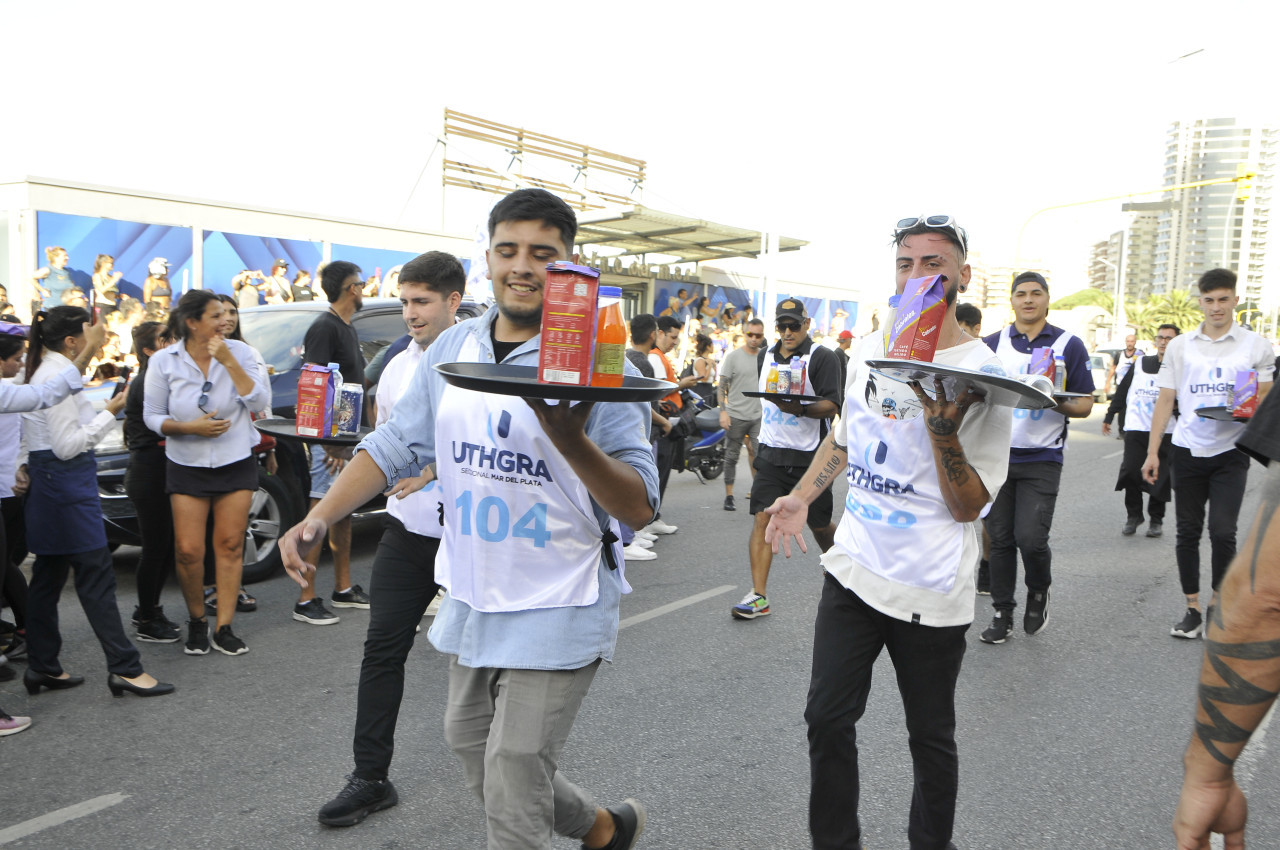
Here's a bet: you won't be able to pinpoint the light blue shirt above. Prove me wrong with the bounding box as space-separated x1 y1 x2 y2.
143 339 271 468
358 309 659 670
3 364 82 412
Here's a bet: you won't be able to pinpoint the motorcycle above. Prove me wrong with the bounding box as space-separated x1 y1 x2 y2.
670 390 727 482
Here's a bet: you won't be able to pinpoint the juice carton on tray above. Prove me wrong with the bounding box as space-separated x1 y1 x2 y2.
296 363 336 437
1232 369 1259 418
1028 347 1056 383
539 262 601 386
887 274 947 362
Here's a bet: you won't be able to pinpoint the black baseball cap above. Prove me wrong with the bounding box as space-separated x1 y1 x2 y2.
775 298 807 323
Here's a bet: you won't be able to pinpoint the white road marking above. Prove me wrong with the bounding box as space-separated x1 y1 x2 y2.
619 585 737 630
1102 449 1124 459
0 793 129 845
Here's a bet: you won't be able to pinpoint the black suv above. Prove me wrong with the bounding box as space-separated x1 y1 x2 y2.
97 297 486 583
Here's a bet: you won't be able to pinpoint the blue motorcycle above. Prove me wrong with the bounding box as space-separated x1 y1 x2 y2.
672 390 728 482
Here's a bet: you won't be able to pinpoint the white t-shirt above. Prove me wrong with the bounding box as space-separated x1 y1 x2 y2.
1156 322 1275 457
377 342 444 538
822 335 1013 627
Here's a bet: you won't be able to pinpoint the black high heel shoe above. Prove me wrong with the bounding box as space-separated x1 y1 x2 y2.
24 669 86 694
107 673 175 698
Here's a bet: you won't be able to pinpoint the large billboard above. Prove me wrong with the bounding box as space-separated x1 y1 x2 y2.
201 230 323 299
35 211 193 303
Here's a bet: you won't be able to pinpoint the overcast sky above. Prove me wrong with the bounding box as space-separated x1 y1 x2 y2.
2 0 1275 300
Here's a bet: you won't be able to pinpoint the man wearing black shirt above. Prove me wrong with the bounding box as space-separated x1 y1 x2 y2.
731 298 842 619
296 260 369 625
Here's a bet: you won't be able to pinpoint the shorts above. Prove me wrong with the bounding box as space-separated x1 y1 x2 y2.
166 456 258 497
309 446 336 499
750 456 833 528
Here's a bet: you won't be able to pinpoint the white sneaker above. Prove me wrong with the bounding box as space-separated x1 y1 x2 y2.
633 530 658 542
642 519 678 535
425 588 445 617
630 537 654 549
623 543 657 561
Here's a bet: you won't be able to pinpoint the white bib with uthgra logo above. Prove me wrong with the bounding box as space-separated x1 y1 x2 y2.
758 351 822 452
433 334 623 612
1124 359 1171 435
1173 346 1255 455
995 329 1073 450
832 339 990 594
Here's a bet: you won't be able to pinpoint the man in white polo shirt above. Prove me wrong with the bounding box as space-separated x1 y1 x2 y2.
1143 268 1274 639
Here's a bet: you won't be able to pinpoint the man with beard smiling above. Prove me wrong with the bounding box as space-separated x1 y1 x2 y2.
316 250 464 826
282 189 656 850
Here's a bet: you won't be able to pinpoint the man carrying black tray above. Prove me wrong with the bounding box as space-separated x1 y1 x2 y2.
281 188 657 850
765 215 1013 849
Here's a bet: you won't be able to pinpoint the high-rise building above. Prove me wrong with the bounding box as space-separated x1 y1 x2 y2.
1152 118 1276 304
1088 212 1159 300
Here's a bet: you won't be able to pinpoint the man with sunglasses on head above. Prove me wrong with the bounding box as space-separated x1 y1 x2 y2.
766 215 1012 850
717 317 765 511
1102 324 1179 538
978 271 1094 645
730 298 842 620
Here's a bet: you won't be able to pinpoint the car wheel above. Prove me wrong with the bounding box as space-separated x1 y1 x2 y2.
240 467 301 585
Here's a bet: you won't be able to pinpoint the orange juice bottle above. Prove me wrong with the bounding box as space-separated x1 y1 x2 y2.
591 286 626 387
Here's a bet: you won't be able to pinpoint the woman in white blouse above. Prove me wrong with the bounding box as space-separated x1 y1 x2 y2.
144 291 270 657
21 306 174 699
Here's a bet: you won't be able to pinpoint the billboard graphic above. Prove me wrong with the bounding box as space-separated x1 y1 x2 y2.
35 211 193 303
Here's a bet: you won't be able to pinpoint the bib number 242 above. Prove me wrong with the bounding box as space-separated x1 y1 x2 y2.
455 491 550 548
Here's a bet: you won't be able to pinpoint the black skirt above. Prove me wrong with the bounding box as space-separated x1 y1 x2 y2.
166 456 258 497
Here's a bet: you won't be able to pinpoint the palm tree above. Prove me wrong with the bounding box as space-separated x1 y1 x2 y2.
1148 289 1201 334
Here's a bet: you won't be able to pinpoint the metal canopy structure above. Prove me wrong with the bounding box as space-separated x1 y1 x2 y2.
575 205 807 263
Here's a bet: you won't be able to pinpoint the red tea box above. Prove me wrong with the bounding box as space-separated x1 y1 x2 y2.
539 262 600 385
296 363 336 437
887 274 947 361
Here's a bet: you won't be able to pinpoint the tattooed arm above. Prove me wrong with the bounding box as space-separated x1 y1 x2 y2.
1173 462 1280 849
762 431 848 558
908 377 990 523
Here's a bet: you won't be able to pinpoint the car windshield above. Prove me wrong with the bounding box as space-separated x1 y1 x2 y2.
1090 355 1106 369
239 310 320 374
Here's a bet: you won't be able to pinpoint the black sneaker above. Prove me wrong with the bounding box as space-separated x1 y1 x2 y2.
1146 520 1164 538
0 663 13 682
580 799 646 850
294 598 340 625
185 618 210 655
724 495 735 511
211 625 249 656
976 560 990 595
979 610 1013 644
1024 590 1050 635
1171 607 1203 639
136 616 180 644
331 585 370 609
1122 517 1140 536
0 633 25 661
318 775 399 827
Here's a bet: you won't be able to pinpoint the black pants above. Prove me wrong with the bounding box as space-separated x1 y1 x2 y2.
1172 446 1251 596
0 496 27 629
124 447 174 616
986 461 1061 612
806 574 968 850
653 437 676 517
1120 430 1171 521
353 516 442 781
26 546 143 677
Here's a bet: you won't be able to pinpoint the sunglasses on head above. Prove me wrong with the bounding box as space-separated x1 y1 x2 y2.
895 214 968 253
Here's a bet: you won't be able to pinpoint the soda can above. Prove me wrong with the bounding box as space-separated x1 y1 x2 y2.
776 363 791 395
336 383 364 435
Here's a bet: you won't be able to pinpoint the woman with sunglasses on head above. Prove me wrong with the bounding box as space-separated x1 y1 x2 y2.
20 307 174 699
144 291 270 656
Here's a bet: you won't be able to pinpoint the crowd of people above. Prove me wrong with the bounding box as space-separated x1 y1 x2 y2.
2 193 1280 849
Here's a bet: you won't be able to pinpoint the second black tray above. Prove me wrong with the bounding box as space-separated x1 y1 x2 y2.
435 362 675 402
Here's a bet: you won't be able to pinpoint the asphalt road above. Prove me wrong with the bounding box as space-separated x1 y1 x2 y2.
2 403 1277 849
